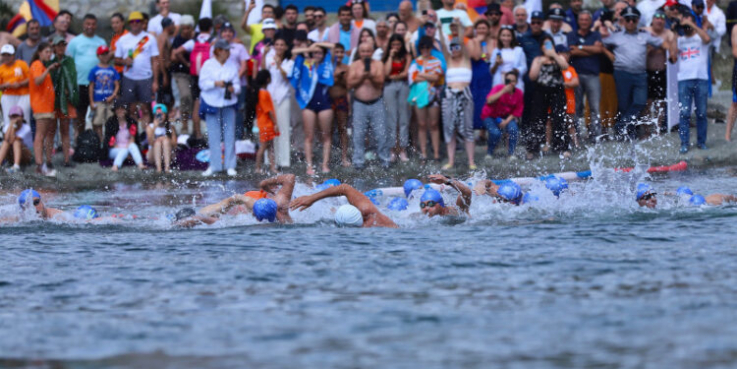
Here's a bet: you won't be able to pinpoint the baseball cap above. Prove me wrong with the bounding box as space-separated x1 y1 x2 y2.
8 105 24 119
180 14 195 27
0 44 15 55
128 11 144 22
52 35 67 45
221 21 235 32
96 45 110 56
262 18 277 30
161 17 174 28
213 39 230 50
548 8 565 20
486 3 502 14
531 11 544 20
622 6 641 18
692 0 705 7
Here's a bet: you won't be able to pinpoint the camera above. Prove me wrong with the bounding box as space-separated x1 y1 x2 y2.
223 81 233 100
505 78 513 85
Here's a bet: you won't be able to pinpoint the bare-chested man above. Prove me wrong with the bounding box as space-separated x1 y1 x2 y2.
290 184 398 228
399 0 422 33
347 42 389 170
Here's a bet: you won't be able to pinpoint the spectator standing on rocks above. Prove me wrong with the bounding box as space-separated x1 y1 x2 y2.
675 13 710 153
0 45 31 134
567 11 604 142
66 14 106 139
15 20 41 65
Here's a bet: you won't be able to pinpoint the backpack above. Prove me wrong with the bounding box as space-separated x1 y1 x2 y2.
189 34 211 76
73 129 102 163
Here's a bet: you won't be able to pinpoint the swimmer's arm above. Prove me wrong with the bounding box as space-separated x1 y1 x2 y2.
175 215 219 228
0 215 20 224
199 195 255 216
291 184 378 217
46 208 64 218
427 174 472 214
474 179 501 197
260 174 296 201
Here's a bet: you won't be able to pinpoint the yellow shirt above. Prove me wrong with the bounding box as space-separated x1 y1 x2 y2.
247 23 264 54
0 60 30 95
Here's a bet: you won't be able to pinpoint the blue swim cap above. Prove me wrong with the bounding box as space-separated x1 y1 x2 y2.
74 205 99 220
420 188 445 207
18 189 40 208
676 186 694 196
497 182 523 204
522 193 540 203
689 194 706 206
403 179 424 198
544 176 569 197
387 197 409 211
323 179 341 187
636 183 654 200
253 198 278 222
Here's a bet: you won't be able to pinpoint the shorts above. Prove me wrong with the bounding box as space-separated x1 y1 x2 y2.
34 112 55 120
647 70 666 100
121 76 154 104
305 83 332 113
92 102 113 126
56 105 77 119
332 95 349 112
441 87 474 143
190 75 201 98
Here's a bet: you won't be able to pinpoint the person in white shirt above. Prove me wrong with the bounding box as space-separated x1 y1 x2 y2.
114 11 160 126
307 7 330 43
436 0 473 38
199 39 241 177
637 0 666 28
148 0 181 36
705 0 726 52
351 0 376 34
675 13 711 153
215 22 250 140
262 36 294 168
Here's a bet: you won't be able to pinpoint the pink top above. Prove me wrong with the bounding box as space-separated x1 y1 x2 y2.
115 123 131 148
481 84 524 120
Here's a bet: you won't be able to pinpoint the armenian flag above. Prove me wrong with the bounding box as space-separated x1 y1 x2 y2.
6 0 59 37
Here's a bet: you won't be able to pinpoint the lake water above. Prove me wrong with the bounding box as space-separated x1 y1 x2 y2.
2 166 737 368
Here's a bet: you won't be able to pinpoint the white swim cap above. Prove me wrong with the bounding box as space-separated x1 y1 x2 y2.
334 205 363 227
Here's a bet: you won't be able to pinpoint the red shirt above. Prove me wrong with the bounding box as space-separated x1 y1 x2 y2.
481 84 524 120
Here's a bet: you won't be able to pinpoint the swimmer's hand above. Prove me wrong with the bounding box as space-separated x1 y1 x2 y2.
427 174 451 185
290 195 316 211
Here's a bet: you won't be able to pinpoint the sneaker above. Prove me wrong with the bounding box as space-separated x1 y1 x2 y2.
679 145 689 154
202 168 214 177
484 154 494 162
6 165 20 174
697 143 707 150
227 168 237 176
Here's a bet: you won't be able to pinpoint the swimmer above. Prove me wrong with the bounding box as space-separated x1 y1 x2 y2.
290 184 398 228
473 179 525 205
177 174 296 227
636 184 657 208
0 189 63 223
689 193 737 206
420 175 473 217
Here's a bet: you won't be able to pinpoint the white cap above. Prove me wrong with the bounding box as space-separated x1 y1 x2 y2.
0 44 15 55
334 205 363 227
262 18 277 30
180 14 195 27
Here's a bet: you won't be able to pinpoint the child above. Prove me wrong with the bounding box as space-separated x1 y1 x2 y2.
0 105 34 173
88 45 121 140
254 70 279 174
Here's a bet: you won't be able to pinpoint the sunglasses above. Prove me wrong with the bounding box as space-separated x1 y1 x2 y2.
530 20 543 25
450 45 462 51
653 14 666 19
314 14 325 18
129 20 142 24
624 17 639 23
420 200 438 209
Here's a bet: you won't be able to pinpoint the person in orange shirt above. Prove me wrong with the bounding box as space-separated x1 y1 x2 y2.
28 42 61 177
0 44 31 134
110 13 129 76
254 70 279 174
559 46 580 148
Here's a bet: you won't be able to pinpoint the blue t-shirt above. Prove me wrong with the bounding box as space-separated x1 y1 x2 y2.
66 34 107 86
88 65 120 102
339 28 352 64
567 31 603 76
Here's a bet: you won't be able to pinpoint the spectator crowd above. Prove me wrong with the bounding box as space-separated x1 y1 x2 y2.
0 0 732 176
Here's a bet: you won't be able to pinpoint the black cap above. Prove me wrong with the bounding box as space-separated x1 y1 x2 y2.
531 10 544 20
548 8 565 20
622 6 641 18
486 3 501 14
161 17 173 28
